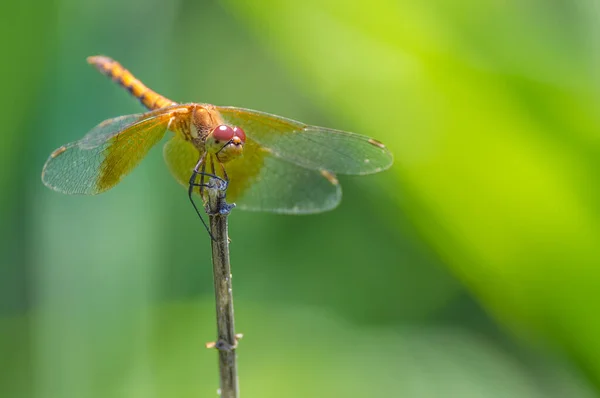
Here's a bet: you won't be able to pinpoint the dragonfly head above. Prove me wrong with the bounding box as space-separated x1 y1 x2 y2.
206 124 246 163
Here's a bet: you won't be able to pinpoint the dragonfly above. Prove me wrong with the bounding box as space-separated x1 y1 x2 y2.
42 56 393 231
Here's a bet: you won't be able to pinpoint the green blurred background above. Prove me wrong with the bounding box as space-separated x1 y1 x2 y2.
1 0 599 396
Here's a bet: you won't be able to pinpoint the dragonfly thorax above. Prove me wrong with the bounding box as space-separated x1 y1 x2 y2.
190 105 220 140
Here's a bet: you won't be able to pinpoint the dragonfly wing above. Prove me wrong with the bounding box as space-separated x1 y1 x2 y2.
216 106 393 175
163 135 341 213
226 138 342 213
42 110 175 194
231 140 342 214
162 133 202 189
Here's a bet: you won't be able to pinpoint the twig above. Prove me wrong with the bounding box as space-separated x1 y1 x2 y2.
205 177 239 398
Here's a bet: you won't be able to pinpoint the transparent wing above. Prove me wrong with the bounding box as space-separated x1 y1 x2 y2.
163 135 341 213
216 106 393 175
162 133 202 188
42 109 177 194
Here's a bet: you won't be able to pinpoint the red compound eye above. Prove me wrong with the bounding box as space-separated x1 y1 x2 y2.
233 126 246 143
212 125 235 142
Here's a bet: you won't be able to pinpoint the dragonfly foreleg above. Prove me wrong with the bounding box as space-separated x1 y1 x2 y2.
209 153 217 176
219 161 230 183
192 154 228 188
190 152 207 196
188 167 214 241
199 159 207 197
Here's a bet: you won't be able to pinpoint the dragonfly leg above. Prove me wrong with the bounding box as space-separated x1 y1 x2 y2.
189 155 228 188
190 154 227 188
190 152 207 196
217 162 230 198
190 153 206 193
188 154 214 241
219 162 230 183
209 154 216 176
199 159 207 197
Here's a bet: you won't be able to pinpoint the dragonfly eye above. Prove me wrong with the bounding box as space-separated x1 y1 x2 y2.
233 126 246 143
207 124 245 162
212 125 235 142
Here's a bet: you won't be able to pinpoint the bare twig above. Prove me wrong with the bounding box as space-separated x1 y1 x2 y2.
205 177 239 398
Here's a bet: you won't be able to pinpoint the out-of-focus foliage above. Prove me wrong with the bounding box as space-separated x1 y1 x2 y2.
1 0 598 397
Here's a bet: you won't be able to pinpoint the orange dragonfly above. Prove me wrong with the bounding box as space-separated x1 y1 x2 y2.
42 56 393 220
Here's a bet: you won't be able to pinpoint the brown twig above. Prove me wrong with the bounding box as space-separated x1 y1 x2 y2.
205 177 239 398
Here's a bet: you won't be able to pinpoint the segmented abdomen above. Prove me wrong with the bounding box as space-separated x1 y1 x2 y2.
87 56 177 110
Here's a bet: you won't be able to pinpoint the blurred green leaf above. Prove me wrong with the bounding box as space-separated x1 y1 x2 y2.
223 0 600 386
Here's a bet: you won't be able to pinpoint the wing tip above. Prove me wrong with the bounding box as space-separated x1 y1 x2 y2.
41 146 102 196
40 164 70 195
40 169 67 194
40 145 68 190
350 149 394 176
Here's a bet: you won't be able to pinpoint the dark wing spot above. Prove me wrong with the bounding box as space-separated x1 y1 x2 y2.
50 146 67 158
368 138 386 149
320 169 339 186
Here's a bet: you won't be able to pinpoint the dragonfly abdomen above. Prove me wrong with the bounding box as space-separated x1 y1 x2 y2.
87 56 176 111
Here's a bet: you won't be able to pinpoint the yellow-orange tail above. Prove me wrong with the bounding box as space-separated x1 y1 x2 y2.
87 56 177 111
